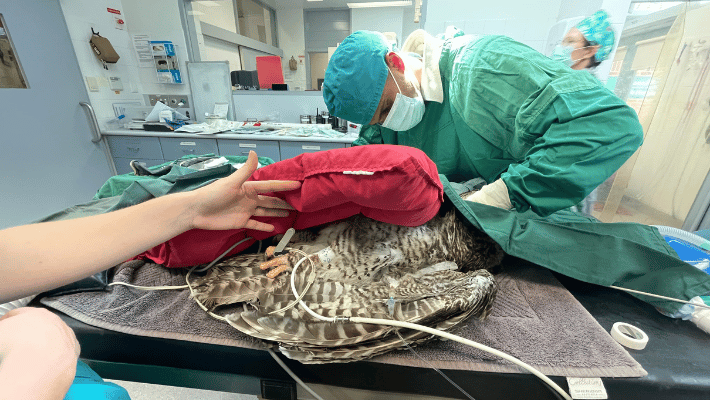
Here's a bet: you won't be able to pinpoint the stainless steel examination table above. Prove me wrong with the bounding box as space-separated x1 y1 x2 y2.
37 272 710 400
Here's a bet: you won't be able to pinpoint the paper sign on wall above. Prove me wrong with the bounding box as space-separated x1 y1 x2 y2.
132 34 153 67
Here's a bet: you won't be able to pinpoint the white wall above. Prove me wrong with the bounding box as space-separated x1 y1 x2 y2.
424 0 563 53
60 0 193 128
423 0 632 81
59 0 145 127
351 7 404 46
203 36 242 72
121 0 191 97
276 7 307 91
402 5 422 41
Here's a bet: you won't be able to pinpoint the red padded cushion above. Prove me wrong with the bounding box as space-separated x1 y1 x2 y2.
135 145 443 268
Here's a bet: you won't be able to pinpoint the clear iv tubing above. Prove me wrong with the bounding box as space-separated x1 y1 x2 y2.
653 225 710 251
288 256 574 400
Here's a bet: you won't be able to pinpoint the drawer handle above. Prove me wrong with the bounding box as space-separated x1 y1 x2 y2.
302 145 320 150
127 147 140 152
239 143 257 148
180 141 196 146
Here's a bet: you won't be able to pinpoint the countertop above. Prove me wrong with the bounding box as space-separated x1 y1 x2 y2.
102 129 358 144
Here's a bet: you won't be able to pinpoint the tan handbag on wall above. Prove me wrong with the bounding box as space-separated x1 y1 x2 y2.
90 29 119 69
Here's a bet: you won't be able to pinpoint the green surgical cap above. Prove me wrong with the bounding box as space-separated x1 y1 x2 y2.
577 10 615 62
322 31 390 125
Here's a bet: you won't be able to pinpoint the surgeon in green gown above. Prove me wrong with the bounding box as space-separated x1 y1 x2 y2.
323 29 643 217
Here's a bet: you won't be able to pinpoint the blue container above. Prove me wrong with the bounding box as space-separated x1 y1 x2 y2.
664 235 710 274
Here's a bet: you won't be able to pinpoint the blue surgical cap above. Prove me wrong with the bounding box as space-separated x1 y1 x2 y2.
322 31 390 125
576 10 615 62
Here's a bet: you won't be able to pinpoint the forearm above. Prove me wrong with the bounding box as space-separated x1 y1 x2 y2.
0 192 197 303
503 95 643 216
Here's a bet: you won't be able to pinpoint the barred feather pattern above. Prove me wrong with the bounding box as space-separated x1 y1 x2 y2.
190 208 504 363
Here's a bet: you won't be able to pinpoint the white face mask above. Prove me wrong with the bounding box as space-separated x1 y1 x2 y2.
551 44 592 68
381 68 425 131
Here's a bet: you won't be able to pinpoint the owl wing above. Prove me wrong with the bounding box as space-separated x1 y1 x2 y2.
217 268 496 363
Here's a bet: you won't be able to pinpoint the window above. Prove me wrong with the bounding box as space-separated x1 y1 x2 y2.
0 14 28 89
187 0 277 47
237 0 277 47
183 0 281 75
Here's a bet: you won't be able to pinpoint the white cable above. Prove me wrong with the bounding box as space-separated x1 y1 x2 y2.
109 237 256 293
195 237 255 273
186 264 228 321
610 285 710 311
108 282 189 290
394 330 476 400
348 317 571 400
287 255 572 400
290 255 332 322
267 348 326 400
269 251 316 315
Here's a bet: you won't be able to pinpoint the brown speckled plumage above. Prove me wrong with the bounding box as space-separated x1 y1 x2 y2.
190 206 504 363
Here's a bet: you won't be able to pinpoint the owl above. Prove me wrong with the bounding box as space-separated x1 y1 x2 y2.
189 204 505 363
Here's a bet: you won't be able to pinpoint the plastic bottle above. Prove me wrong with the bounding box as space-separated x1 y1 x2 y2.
105 114 126 130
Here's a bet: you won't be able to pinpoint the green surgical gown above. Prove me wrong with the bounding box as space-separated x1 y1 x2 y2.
355 35 644 217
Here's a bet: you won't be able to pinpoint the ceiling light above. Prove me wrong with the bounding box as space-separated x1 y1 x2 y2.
347 1 412 8
307 0 324 2
195 1 220 7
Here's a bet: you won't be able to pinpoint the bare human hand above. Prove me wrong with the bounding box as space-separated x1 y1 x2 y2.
187 151 301 232
0 307 80 400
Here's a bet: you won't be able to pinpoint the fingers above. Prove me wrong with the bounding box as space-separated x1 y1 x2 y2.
0 306 34 321
229 150 260 187
244 219 275 232
257 195 295 210
246 180 301 194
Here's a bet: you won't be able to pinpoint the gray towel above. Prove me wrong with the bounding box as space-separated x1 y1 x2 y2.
41 260 646 377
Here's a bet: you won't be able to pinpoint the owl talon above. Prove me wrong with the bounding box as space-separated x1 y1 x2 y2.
266 264 292 279
259 255 289 270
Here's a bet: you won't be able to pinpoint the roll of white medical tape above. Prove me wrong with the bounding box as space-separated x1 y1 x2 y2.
610 322 648 350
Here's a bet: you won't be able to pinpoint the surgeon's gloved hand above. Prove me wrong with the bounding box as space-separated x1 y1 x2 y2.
463 179 513 211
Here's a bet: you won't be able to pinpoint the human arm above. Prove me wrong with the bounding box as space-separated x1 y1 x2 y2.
448 36 642 215
500 85 643 216
467 89 643 215
0 307 80 400
0 151 301 303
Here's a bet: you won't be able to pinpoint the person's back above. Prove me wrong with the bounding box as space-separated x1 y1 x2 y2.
348 30 641 216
